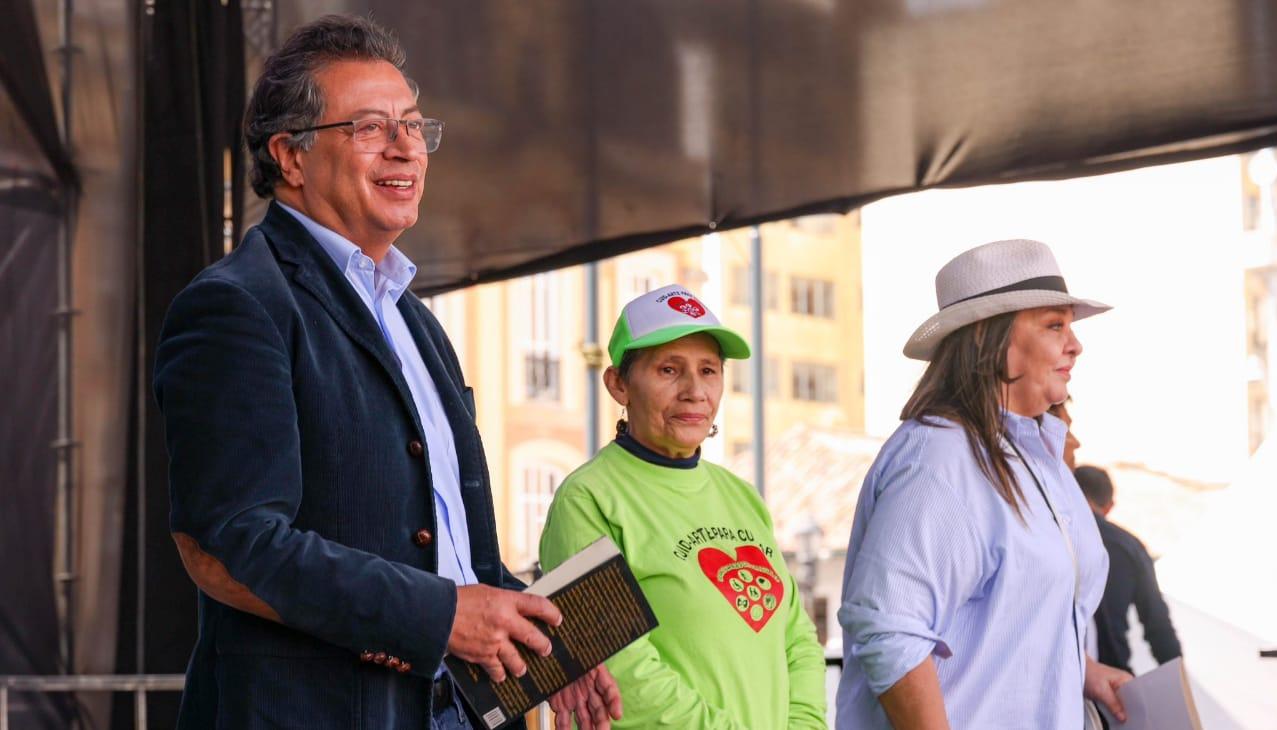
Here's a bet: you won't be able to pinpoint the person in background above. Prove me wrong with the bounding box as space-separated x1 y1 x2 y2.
1074 465 1183 674
539 284 828 729
837 239 1133 729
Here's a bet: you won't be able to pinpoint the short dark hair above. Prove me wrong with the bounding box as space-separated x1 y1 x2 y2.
1074 465 1114 508
243 15 416 198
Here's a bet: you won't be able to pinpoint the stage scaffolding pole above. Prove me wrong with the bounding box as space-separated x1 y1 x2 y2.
52 0 80 695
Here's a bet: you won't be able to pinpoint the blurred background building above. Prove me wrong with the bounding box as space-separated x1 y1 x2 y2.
425 213 866 574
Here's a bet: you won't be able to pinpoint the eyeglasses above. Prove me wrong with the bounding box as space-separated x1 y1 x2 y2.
288 117 444 153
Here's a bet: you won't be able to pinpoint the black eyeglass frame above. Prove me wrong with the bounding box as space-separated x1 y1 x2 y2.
286 117 444 153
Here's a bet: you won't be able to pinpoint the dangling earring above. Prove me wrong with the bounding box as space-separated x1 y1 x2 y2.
708 424 719 438
616 407 628 436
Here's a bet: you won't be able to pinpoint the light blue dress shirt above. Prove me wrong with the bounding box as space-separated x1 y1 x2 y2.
278 203 478 589
836 411 1108 729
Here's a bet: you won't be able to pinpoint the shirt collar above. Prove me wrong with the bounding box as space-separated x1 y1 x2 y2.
614 431 701 469
376 245 418 301
1002 408 1068 459
277 202 417 301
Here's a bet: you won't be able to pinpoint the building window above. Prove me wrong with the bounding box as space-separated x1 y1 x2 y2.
524 352 560 401
523 272 560 400
1243 187 1261 231
731 357 780 396
630 274 657 297
615 250 678 304
791 277 835 318
729 266 778 310
515 463 564 561
792 362 838 403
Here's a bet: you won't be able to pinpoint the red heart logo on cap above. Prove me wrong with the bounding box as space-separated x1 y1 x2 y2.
667 296 706 319
697 545 784 632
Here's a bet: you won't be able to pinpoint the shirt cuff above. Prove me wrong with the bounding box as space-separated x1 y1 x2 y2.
839 603 951 696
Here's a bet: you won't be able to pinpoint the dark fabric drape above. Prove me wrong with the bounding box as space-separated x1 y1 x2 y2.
0 0 77 190
265 0 1277 294
0 2 76 728
120 0 245 726
0 192 73 730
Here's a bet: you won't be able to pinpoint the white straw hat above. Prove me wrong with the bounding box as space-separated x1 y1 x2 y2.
904 239 1111 361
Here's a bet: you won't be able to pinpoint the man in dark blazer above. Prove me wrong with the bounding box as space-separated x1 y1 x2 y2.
154 15 619 730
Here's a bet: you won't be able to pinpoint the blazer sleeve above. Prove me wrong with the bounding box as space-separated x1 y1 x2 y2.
155 277 455 678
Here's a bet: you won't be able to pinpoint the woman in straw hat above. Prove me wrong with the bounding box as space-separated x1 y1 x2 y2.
540 284 827 729
835 240 1132 729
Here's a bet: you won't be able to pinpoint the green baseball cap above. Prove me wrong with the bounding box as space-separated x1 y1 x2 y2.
608 284 751 366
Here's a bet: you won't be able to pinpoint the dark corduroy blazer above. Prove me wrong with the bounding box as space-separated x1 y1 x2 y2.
155 202 525 729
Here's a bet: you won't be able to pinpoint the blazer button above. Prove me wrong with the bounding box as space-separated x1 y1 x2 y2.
359 650 374 663
398 661 412 673
407 439 425 457
386 656 402 670
413 529 433 547
373 652 387 665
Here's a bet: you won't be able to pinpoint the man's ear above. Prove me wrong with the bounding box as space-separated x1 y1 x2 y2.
602 366 628 408
268 132 305 188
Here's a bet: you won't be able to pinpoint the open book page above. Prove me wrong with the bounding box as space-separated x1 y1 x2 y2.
1099 657 1203 730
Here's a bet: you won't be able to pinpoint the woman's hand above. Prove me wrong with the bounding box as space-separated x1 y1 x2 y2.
548 664 622 730
1083 656 1133 724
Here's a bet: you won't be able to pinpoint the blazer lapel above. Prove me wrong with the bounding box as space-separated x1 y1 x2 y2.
396 297 475 442
259 203 425 439
397 296 502 578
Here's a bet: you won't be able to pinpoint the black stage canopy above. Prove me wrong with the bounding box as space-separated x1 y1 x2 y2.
267 0 1277 294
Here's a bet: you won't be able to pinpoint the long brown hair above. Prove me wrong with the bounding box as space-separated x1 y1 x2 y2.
900 311 1026 518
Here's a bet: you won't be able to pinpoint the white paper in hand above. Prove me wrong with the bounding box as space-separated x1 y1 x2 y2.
1099 658 1202 730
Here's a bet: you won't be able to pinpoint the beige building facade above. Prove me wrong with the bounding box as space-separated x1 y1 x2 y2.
423 212 866 572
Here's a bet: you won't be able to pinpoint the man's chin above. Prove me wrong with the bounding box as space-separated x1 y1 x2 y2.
377 213 419 238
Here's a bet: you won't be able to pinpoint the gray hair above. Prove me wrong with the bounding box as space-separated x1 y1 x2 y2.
244 14 417 198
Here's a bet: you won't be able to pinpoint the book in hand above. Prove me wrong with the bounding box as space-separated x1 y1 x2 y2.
1098 657 1202 730
444 536 657 729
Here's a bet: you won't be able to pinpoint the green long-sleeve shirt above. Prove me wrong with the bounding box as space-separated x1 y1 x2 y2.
539 442 827 729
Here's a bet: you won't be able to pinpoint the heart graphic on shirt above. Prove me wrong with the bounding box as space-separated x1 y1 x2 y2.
666 296 706 319
697 545 783 632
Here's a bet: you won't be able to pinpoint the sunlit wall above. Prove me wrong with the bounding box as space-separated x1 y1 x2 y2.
862 156 1250 483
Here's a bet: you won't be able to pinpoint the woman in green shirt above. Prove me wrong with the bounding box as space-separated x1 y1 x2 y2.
539 284 827 729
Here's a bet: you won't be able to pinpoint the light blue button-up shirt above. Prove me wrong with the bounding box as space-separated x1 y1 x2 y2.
278 203 478 589
837 411 1108 729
